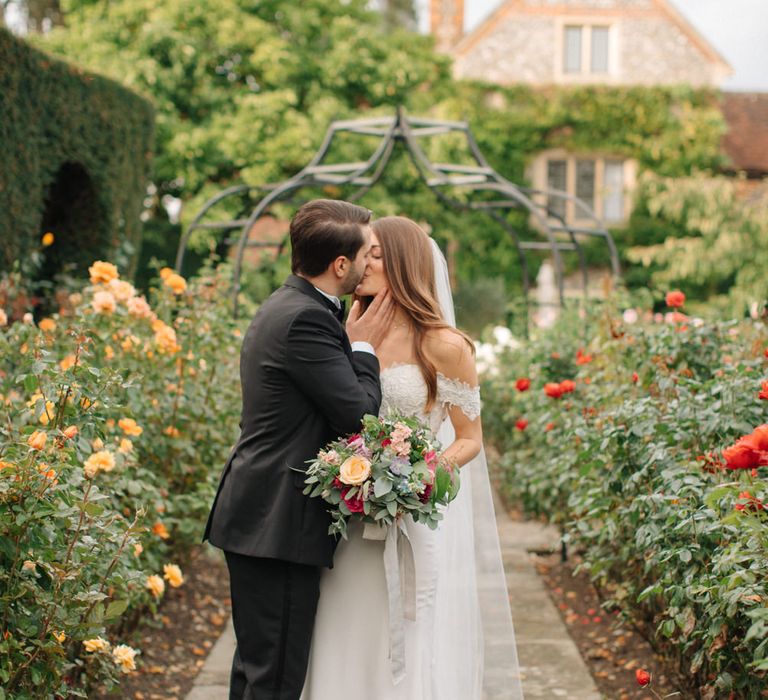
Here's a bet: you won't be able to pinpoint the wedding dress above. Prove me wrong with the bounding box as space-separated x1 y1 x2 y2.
301 241 523 700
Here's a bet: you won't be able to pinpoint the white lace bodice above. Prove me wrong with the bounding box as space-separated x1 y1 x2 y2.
379 363 481 434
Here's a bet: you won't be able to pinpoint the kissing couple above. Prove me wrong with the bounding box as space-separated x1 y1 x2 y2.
204 199 523 699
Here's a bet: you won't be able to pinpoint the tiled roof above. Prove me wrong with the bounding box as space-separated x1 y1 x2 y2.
721 92 768 176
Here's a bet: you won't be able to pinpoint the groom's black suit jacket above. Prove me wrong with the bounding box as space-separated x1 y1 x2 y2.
204 275 381 568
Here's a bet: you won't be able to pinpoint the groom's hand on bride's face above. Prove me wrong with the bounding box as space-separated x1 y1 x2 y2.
346 289 394 349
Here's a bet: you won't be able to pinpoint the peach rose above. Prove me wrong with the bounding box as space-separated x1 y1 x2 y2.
338 455 372 485
118 418 143 437
89 261 119 285
0 309 7 327
83 637 110 653
92 291 117 314
163 563 184 588
38 318 56 333
127 295 153 319
145 574 165 599
84 450 116 478
112 644 137 673
107 278 136 302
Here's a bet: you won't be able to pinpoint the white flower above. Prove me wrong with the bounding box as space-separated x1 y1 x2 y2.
622 308 639 324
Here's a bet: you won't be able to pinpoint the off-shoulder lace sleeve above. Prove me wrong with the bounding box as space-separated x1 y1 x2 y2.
436 374 482 421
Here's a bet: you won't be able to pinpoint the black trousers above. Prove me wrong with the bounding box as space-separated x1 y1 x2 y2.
225 552 322 700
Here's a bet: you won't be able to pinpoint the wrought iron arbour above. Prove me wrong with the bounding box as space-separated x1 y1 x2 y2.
176 107 620 318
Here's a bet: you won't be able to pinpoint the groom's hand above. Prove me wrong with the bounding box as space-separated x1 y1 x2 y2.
346 289 394 349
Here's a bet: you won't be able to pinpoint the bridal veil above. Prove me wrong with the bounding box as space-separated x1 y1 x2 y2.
429 239 524 700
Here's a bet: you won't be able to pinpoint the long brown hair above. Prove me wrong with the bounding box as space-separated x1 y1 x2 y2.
359 216 474 410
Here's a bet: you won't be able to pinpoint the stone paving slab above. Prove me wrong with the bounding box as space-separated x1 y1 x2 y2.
186 499 600 700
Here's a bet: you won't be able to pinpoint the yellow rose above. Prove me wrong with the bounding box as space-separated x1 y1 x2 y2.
145 574 165 598
62 425 78 439
163 273 187 295
88 261 119 285
118 418 143 437
53 630 66 643
83 636 110 653
338 455 372 485
41 232 55 247
27 430 47 450
38 401 56 425
84 450 115 479
119 438 133 454
163 563 184 588
112 644 138 673
154 325 181 354
159 267 174 280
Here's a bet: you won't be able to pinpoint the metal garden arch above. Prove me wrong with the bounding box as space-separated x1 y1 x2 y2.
176 107 621 319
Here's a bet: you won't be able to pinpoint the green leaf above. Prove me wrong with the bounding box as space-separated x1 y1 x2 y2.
105 599 129 620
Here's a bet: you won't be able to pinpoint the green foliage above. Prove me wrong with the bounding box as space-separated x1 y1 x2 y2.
0 28 154 277
627 173 768 317
0 259 245 696
482 304 768 697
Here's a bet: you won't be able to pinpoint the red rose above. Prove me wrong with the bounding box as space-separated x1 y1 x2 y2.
341 487 365 513
515 378 531 392
515 418 528 431
665 290 685 308
723 439 758 470
332 477 344 489
544 383 563 399
545 422 555 432
635 668 651 687
735 491 766 512
632 372 639 383
419 483 433 504
575 348 593 365
381 438 392 447
758 380 768 401
559 379 576 394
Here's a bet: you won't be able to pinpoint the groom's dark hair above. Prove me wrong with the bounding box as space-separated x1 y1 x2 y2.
290 199 372 277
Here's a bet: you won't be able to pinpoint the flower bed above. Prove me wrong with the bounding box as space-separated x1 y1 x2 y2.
0 261 244 697
482 297 768 698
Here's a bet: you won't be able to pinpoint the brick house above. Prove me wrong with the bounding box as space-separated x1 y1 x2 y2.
429 0 735 226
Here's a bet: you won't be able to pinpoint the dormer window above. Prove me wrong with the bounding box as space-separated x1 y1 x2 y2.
563 24 611 75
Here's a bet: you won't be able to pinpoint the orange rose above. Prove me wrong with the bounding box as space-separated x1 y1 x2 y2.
118 418 143 437
28 430 47 450
88 261 119 285
338 455 372 485
152 522 170 539
38 318 56 333
163 273 187 295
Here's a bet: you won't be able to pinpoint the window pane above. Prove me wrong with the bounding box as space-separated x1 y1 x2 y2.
591 27 609 73
564 26 582 74
575 160 596 212
603 160 624 221
547 160 567 219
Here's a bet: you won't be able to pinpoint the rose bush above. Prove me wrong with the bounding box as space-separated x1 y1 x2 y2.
483 300 768 698
0 260 245 697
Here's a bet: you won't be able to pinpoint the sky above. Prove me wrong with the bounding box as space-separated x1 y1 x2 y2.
415 0 768 91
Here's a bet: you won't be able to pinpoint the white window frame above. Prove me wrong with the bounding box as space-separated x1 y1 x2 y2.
529 149 637 226
554 17 620 84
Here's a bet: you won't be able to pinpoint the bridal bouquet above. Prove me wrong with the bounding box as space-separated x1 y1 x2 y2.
303 413 460 538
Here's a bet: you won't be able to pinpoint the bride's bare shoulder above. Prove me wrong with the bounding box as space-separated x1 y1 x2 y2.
423 327 475 375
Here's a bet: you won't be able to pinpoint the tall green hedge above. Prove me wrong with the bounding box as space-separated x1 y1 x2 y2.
0 28 154 275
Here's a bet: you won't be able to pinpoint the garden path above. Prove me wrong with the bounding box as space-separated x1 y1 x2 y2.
186 495 600 700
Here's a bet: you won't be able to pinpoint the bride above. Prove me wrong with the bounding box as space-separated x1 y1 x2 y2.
301 216 523 700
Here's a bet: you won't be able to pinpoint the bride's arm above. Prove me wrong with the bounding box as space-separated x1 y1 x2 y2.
429 329 483 469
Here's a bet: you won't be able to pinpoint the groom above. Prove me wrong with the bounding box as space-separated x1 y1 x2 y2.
204 199 392 699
